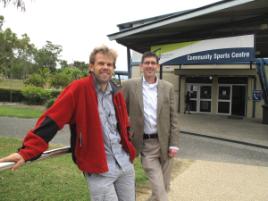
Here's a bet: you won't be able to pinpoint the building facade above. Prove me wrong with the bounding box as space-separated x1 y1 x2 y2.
109 0 268 120
131 52 263 119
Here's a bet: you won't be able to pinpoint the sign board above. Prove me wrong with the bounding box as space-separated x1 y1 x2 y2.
151 35 255 65
252 90 263 101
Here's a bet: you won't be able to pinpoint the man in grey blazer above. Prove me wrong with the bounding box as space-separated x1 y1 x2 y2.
122 51 180 201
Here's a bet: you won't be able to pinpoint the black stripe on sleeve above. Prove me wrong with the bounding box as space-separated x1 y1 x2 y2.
33 116 60 143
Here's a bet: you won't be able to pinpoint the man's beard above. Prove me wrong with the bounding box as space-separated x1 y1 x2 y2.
92 73 110 84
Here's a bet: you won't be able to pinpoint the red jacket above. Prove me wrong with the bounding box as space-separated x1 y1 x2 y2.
19 75 136 173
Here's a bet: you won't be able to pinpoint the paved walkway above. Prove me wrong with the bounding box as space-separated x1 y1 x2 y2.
178 113 268 148
138 113 268 201
1 113 268 200
137 159 268 201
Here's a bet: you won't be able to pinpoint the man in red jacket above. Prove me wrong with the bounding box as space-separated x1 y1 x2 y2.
0 45 136 201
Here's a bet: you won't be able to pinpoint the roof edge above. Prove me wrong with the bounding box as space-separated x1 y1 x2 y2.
108 0 254 41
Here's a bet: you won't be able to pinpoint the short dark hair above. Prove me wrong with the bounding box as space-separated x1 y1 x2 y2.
141 51 159 64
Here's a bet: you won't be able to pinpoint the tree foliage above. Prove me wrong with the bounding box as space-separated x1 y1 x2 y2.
49 72 71 89
0 16 4 30
59 59 68 68
0 15 89 93
62 67 85 80
0 16 65 79
0 0 25 11
49 67 85 89
24 73 46 87
34 41 62 72
0 29 37 78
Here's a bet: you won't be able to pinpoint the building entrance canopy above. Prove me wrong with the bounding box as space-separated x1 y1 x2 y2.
108 0 268 58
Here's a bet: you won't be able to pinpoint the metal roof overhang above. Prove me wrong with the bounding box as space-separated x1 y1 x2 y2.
108 0 268 58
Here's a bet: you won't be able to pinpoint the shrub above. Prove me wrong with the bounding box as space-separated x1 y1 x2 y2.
49 67 87 89
0 88 25 102
22 86 50 105
62 67 84 80
49 72 71 89
45 89 61 108
49 89 61 98
24 73 46 87
46 98 55 108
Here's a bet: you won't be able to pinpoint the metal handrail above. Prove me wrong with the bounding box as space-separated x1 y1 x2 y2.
0 146 71 171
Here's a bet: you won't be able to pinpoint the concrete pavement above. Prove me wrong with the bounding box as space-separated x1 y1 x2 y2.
137 158 268 201
0 116 70 145
178 113 268 148
138 113 268 201
171 159 268 201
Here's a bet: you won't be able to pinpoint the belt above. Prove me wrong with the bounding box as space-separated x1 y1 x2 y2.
143 133 158 140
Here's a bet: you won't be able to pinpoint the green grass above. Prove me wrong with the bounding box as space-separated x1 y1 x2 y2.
0 137 148 201
134 157 149 187
0 79 24 90
0 104 44 118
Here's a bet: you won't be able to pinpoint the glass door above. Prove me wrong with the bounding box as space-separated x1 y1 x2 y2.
200 85 212 112
218 85 231 115
187 84 198 112
186 84 212 113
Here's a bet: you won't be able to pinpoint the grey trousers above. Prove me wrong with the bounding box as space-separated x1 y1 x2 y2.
141 138 173 201
85 165 135 201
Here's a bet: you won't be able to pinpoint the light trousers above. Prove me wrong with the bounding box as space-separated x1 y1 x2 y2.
85 164 135 201
141 138 173 201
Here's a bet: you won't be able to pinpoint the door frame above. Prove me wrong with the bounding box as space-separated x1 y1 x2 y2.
217 84 232 115
186 83 212 113
217 84 247 116
231 84 247 116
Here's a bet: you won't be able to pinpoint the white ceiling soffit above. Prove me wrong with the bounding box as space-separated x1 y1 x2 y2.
109 0 254 40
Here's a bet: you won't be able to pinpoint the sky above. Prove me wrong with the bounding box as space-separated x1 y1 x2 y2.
0 0 220 71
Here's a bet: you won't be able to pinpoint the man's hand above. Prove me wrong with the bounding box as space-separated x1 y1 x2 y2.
0 153 25 171
168 148 178 158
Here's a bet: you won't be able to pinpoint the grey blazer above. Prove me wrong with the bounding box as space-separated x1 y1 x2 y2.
122 78 180 161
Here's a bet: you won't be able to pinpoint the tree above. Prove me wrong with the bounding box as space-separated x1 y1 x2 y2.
0 15 4 31
0 16 66 79
9 59 36 79
34 41 62 72
0 0 25 11
37 67 50 80
11 33 37 78
73 61 88 69
0 17 37 78
71 60 89 75
59 59 68 68
0 27 18 77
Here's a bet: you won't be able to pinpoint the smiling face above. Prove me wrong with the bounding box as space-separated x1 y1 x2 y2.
140 56 160 83
89 52 115 88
